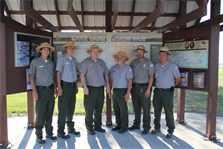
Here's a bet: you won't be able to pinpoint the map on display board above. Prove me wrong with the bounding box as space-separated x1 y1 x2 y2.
165 40 209 68
113 44 145 65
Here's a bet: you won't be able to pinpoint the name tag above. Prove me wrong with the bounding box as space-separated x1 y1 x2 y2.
39 66 43 68
66 62 69 64
89 64 93 66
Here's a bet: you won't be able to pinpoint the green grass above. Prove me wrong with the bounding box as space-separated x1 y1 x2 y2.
6 68 223 117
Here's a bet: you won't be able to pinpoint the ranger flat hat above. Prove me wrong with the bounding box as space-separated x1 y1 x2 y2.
113 51 129 61
133 45 148 53
36 42 55 52
87 44 103 53
61 41 79 49
156 46 172 55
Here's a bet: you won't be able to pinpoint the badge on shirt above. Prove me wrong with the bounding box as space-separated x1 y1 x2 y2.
175 66 178 70
101 63 103 66
113 71 115 72
122 69 124 71
167 67 169 70
156 69 158 71
150 64 154 68
39 66 43 68
89 64 93 66
66 62 69 64
129 68 132 72
143 64 146 67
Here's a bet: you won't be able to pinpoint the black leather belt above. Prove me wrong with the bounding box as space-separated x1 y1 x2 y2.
133 83 148 86
87 85 104 88
36 84 53 89
61 80 76 86
156 88 170 91
113 88 126 90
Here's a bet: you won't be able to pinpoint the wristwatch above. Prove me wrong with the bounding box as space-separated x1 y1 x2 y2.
107 85 110 87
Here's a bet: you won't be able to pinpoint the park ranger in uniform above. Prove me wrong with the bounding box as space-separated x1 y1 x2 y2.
110 51 133 133
128 45 154 135
29 42 57 144
80 44 110 135
56 41 80 139
151 46 181 138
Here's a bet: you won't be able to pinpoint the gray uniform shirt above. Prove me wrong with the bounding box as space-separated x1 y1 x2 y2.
130 57 154 83
80 57 109 87
155 61 181 88
29 57 55 86
56 54 77 83
109 63 133 88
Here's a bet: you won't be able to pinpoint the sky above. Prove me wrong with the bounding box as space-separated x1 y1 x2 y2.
200 0 223 63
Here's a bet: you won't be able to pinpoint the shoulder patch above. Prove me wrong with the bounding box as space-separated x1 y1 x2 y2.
175 66 178 70
129 68 132 72
150 64 154 68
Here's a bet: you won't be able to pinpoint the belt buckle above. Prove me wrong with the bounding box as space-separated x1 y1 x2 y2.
135 83 138 86
159 88 162 91
71 83 73 86
47 86 49 89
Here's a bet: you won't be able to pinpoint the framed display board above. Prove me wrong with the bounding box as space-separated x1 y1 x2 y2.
14 32 51 67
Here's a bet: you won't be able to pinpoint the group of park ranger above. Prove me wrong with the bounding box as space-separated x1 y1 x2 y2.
29 41 181 144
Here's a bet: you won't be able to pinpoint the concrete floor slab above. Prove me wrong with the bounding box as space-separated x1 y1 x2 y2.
7 113 223 149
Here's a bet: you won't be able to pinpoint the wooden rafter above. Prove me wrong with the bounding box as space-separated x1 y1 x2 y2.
81 0 84 30
38 26 158 31
112 0 118 31
179 1 186 30
67 0 83 32
4 1 11 18
155 0 207 33
150 20 156 32
54 0 61 31
105 0 112 32
131 0 165 32
25 0 33 28
129 0 136 31
9 10 178 17
20 0 59 32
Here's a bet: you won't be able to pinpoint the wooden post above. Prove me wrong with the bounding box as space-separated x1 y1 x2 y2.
106 95 112 126
177 88 185 124
27 91 35 129
206 92 218 140
0 95 8 148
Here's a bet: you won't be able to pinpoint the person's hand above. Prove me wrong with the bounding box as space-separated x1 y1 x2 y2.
84 86 89 95
54 88 58 99
76 87 79 94
123 93 130 101
33 91 38 101
106 87 111 99
58 87 63 96
144 89 150 98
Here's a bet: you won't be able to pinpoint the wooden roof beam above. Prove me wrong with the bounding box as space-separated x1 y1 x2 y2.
4 1 11 18
112 0 118 31
54 0 61 31
20 0 59 32
131 0 165 32
106 0 112 32
9 11 178 17
179 1 186 30
129 0 136 31
81 0 84 30
67 0 83 32
155 0 207 33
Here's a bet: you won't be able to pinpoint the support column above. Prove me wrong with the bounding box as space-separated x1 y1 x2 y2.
0 95 8 148
106 95 112 126
27 91 35 129
177 88 185 124
206 92 218 140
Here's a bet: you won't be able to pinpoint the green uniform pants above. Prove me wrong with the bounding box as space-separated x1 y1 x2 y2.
84 86 104 130
35 86 55 138
153 88 175 132
57 83 76 133
113 88 128 129
131 84 151 131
